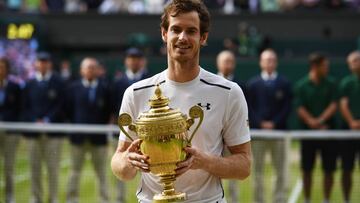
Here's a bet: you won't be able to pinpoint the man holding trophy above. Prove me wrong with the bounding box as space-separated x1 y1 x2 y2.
111 0 252 202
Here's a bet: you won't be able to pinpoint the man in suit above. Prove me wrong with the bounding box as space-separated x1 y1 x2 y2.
246 49 292 203
22 52 66 203
111 47 149 203
66 57 111 203
0 57 22 203
216 50 244 203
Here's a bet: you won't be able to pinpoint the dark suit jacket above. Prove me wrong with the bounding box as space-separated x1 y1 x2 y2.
246 74 292 129
66 79 111 145
22 73 66 137
112 71 150 116
0 80 22 122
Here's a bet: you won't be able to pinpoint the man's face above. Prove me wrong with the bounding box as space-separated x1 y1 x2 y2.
0 61 8 80
347 54 360 75
161 11 208 63
217 53 235 76
35 60 52 75
125 56 145 73
80 59 98 81
260 51 277 74
316 59 329 78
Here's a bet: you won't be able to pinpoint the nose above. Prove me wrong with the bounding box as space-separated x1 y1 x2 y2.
178 31 188 41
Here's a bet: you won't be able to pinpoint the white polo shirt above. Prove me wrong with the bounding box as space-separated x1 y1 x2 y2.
119 67 250 203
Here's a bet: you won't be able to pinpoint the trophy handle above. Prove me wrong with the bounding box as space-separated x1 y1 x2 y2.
187 105 204 143
118 113 136 142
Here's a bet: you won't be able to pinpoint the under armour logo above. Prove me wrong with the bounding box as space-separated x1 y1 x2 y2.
197 103 211 110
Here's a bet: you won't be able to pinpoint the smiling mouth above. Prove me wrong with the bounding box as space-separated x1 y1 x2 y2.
175 45 191 50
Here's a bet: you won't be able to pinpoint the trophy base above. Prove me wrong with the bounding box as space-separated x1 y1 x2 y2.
153 192 186 202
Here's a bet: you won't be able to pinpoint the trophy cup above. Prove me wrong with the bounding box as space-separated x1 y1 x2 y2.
118 85 204 202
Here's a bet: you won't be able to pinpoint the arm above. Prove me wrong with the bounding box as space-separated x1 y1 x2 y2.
340 97 360 129
111 139 149 181
176 142 251 180
317 102 337 124
297 106 320 129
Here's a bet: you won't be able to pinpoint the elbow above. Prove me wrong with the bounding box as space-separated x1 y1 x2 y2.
111 153 136 181
238 154 252 180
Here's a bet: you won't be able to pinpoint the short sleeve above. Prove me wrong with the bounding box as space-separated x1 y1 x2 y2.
118 87 139 142
339 77 351 98
293 82 305 108
222 84 251 146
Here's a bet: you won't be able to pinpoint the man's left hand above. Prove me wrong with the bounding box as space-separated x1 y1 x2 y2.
175 146 209 177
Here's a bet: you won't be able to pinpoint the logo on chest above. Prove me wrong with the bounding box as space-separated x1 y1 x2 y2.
197 103 211 110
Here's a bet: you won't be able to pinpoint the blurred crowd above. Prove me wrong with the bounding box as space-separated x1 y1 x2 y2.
0 0 359 14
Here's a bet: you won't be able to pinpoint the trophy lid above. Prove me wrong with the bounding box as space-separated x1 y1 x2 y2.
134 85 188 139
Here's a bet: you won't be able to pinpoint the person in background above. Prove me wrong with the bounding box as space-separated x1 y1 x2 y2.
66 57 110 203
0 57 22 203
339 50 360 203
216 49 244 203
111 47 150 203
294 52 338 203
246 48 292 203
22 51 66 203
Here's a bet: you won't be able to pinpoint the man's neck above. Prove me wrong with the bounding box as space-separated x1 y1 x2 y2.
167 58 200 83
309 71 321 84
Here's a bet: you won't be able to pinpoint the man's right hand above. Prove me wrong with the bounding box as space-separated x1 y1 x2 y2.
125 139 150 173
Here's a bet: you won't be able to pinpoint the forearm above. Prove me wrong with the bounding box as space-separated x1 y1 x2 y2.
297 106 315 124
205 152 251 180
340 98 354 124
318 102 337 122
111 151 137 181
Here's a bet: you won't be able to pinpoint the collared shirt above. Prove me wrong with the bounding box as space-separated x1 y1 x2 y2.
217 72 234 81
261 71 278 81
126 68 146 81
82 79 98 103
35 71 52 82
81 79 98 88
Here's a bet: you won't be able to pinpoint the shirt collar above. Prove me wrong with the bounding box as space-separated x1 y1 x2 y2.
126 68 145 81
82 79 98 88
35 71 52 82
261 71 278 81
217 72 234 81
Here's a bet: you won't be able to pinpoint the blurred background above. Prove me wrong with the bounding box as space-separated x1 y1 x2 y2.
0 0 360 203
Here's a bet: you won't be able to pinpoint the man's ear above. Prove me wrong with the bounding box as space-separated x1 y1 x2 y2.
200 32 209 46
161 28 167 43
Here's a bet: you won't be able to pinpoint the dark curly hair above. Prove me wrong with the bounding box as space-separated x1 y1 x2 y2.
160 0 210 36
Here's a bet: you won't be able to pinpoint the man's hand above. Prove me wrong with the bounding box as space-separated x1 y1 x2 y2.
260 121 274 129
125 139 150 173
175 146 209 177
349 120 360 129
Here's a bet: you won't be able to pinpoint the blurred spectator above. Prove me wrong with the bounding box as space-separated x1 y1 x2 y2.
260 0 280 11
0 39 38 81
42 0 65 12
83 0 102 11
145 0 164 13
111 48 149 203
246 49 291 203
22 51 66 203
128 0 145 14
294 52 338 203
66 57 110 203
0 57 22 203
99 0 133 13
216 50 244 203
60 59 77 82
65 0 86 13
339 50 360 203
